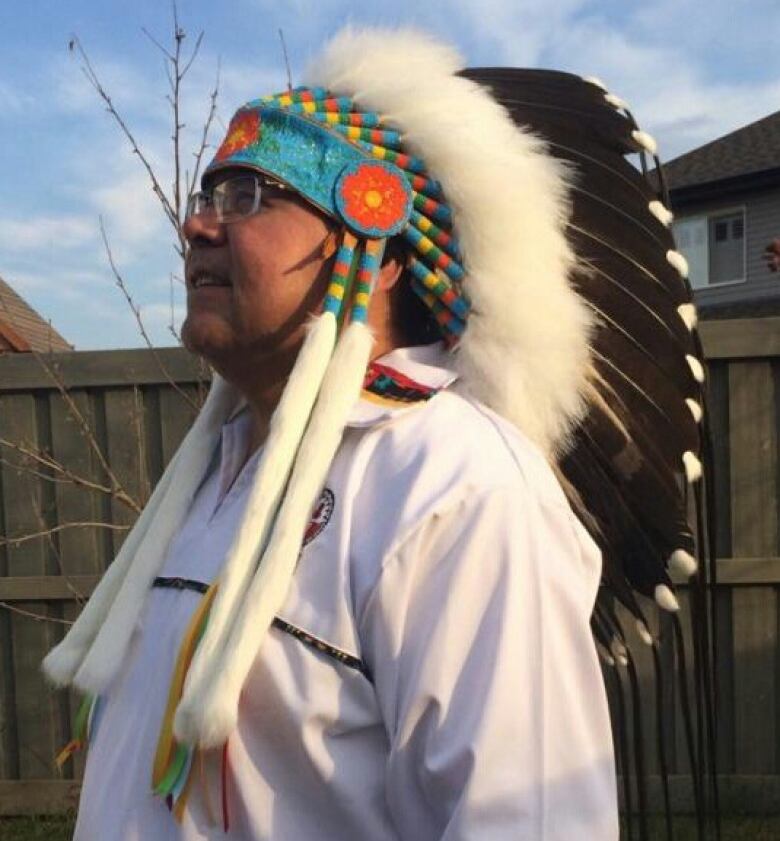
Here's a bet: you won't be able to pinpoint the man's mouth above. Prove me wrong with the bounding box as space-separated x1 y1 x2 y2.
189 271 231 290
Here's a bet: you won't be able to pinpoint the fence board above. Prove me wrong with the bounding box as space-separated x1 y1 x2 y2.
159 383 201 466
729 360 778 775
102 388 148 556
0 394 57 779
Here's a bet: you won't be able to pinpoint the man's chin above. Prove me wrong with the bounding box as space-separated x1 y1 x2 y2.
181 314 236 363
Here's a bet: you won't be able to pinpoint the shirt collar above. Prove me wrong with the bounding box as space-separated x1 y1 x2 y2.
347 342 457 428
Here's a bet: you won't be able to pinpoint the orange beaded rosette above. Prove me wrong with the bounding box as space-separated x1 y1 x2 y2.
335 161 412 237
214 111 261 162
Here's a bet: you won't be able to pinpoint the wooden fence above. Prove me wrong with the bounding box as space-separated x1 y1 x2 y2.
0 319 778 815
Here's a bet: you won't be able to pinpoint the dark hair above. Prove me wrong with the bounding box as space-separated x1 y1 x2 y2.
384 236 442 346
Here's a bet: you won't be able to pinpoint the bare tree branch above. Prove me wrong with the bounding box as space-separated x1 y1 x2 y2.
69 34 182 250
188 58 220 205
0 522 130 549
0 603 73 626
99 218 199 414
0 437 141 514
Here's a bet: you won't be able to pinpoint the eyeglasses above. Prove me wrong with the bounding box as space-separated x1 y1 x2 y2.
185 173 289 224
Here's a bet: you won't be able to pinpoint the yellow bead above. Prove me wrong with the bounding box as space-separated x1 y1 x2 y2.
364 190 383 209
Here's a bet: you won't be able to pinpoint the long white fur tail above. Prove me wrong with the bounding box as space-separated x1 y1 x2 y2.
174 322 374 747
65 375 237 695
177 313 337 707
42 375 235 688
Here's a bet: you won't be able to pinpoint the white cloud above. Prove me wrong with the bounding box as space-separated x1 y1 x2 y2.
0 215 96 252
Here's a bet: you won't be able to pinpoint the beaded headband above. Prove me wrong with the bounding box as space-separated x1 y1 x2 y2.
204 88 470 341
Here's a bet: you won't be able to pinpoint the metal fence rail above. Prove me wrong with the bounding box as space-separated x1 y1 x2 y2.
0 319 778 815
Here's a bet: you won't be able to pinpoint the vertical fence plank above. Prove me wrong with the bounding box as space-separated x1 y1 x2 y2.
729 361 778 774
103 388 148 557
0 394 58 779
159 383 200 468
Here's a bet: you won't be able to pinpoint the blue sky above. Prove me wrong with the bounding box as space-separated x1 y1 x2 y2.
2 0 779 349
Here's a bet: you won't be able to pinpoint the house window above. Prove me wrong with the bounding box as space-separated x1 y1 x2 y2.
672 209 746 288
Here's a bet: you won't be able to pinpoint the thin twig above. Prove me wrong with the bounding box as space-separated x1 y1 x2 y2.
0 437 141 513
188 57 220 204
99 218 199 414
278 29 293 93
0 602 73 626
27 349 142 509
69 35 181 244
0 522 130 548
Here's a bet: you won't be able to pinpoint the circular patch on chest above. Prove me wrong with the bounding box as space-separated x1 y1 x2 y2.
303 488 335 547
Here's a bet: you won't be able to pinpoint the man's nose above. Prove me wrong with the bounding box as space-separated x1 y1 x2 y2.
182 209 227 247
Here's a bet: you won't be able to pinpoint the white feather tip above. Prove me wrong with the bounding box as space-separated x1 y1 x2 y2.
636 621 654 646
686 398 703 423
677 302 698 330
654 584 680 612
686 354 705 383
669 548 698 578
631 129 658 155
583 75 607 91
604 92 629 110
682 450 703 483
649 200 674 227
667 249 689 278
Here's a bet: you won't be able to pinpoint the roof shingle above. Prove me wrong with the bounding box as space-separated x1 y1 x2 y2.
0 277 72 353
663 110 780 190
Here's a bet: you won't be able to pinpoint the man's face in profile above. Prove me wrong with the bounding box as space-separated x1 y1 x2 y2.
181 167 335 371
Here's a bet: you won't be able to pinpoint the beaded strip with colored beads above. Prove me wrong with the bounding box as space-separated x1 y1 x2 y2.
261 87 470 342
323 230 359 317
351 239 386 324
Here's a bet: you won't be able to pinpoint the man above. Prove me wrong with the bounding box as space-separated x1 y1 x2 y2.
45 25 711 840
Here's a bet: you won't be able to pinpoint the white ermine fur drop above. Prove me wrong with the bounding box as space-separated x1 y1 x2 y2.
178 313 338 705
42 375 237 691
307 27 593 458
175 322 375 748
631 130 658 155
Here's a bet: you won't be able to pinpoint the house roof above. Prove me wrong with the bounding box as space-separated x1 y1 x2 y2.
663 110 780 191
0 276 72 353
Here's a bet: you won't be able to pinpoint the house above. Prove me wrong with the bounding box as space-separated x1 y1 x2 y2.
0 276 72 352
664 110 780 318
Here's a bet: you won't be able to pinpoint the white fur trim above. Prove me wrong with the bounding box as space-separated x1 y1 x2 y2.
654 584 680 612
70 376 238 694
175 322 375 748
682 450 703 483
677 302 698 330
669 548 698 578
631 129 658 155
649 200 674 227
178 313 337 709
686 354 705 384
305 27 593 458
667 249 689 279
686 398 703 424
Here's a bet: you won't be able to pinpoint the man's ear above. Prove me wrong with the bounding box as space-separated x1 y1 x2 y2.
376 240 406 292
